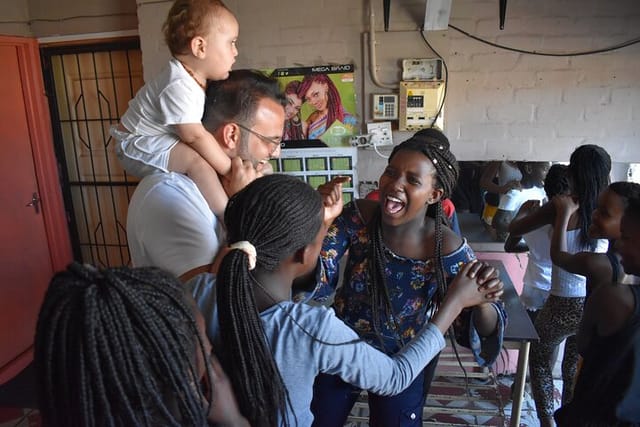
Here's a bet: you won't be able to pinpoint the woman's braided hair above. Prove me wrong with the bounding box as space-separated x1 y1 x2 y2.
34 263 212 427
568 144 611 247
368 128 460 348
216 174 324 427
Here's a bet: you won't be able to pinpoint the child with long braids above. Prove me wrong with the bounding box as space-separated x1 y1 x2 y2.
508 144 612 427
555 195 640 425
309 128 507 427
549 181 640 296
34 263 248 427
189 173 503 427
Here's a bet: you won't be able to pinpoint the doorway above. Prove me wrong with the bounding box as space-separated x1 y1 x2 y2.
41 38 143 267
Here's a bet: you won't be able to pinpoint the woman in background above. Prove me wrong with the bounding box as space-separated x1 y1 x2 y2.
509 144 612 427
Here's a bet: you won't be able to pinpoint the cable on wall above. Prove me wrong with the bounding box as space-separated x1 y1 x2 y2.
0 13 136 25
419 31 449 128
448 24 640 57
0 1 168 26
416 24 640 130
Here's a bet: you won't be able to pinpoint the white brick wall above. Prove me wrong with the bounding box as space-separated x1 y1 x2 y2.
131 0 640 172
3 0 636 166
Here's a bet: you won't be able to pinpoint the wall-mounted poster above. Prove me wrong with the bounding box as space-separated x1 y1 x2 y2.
270 64 358 148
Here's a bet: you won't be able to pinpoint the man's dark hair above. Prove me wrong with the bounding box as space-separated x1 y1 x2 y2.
203 69 286 130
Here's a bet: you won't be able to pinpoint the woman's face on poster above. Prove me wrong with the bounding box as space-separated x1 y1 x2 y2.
285 92 303 120
304 81 329 113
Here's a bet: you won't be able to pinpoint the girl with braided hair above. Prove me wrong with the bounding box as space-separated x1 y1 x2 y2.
555 195 640 425
550 181 640 295
309 128 507 427
188 173 503 427
508 144 612 427
34 263 247 427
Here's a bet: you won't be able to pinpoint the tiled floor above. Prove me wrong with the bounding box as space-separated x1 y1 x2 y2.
345 340 565 427
0 346 564 427
346 375 562 427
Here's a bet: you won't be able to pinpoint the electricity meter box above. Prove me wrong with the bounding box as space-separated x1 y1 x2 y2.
398 81 444 131
401 58 443 81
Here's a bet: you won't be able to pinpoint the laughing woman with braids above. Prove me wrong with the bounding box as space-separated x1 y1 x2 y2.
34 264 248 427
309 128 507 427
188 173 503 427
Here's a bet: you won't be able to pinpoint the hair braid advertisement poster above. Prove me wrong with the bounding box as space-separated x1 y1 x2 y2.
270 64 358 147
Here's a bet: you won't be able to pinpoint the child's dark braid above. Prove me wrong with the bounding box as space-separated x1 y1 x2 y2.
217 174 324 427
34 263 211 427
369 128 460 348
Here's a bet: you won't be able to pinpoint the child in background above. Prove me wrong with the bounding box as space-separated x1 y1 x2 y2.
111 0 238 217
493 161 550 241
505 164 570 321
554 196 640 425
479 160 522 234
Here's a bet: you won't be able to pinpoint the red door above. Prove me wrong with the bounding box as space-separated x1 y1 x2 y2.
0 38 72 383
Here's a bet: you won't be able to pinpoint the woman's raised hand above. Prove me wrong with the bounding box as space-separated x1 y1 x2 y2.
318 176 351 225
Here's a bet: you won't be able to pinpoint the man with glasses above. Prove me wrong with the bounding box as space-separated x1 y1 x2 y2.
126 70 286 281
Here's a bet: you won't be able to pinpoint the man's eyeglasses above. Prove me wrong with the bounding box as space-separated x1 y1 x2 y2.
235 122 282 148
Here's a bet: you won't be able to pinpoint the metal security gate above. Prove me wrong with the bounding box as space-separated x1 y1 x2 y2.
41 38 143 267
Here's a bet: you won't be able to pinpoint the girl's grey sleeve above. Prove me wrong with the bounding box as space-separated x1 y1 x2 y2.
314 310 446 396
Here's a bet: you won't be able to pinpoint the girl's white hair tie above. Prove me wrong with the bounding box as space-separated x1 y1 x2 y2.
228 241 257 270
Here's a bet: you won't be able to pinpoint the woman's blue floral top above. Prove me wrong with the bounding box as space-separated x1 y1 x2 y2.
313 201 506 366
